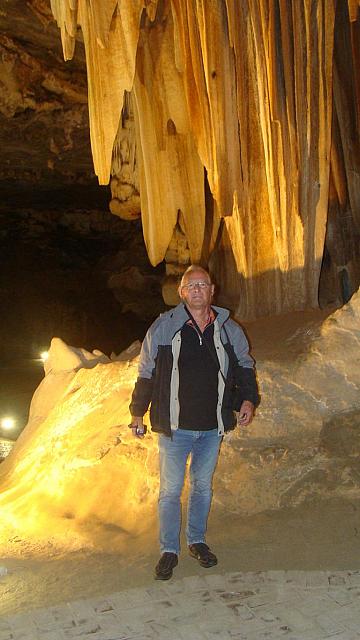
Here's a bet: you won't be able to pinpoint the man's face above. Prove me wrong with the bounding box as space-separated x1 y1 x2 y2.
179 270 214 310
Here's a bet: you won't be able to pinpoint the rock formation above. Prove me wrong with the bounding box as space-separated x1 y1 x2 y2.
49 0 360 319
0 294 359 550
0 0 92 189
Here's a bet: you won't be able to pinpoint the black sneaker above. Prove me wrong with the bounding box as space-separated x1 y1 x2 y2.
154 552 178 580
189 543 218 568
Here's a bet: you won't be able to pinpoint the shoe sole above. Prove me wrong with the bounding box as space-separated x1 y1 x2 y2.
154 570 173 580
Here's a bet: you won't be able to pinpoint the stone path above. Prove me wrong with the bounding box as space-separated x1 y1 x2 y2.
2 570 360 640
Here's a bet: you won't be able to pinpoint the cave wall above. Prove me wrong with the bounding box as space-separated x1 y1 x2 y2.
321 0 360 308
49 0 360 320
2 291 360 532
0 203 166 361
1 1 357 320
0 2 167 362
0 0 95 189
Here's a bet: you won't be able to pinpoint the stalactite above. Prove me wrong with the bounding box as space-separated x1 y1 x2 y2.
110 93 141 221
348 0 360 22
51 0 360 319
321 0 360 307
333 5 360 234
133 6 205 266
50 0 78 61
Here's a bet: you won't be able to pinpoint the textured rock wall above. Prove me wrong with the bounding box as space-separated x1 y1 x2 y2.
50 0 360 319
1 293 359 543
0 0 93 186
222 291 360 514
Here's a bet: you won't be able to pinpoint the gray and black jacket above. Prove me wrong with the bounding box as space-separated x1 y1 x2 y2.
129 303 259 436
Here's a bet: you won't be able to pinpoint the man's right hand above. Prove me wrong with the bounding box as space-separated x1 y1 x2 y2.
129 416 147 438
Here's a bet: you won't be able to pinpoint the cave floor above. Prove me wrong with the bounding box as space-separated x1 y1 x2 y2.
1 496 360 639
2 304 360 638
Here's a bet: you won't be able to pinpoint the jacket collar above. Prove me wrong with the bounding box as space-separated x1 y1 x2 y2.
169 303 230 332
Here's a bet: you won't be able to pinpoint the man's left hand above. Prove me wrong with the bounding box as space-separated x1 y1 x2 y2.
236 400 254 427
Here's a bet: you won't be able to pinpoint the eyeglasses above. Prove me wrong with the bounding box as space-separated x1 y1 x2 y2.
181 281 211 290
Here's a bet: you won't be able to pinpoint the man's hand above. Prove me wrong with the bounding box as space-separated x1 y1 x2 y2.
129 416 147 438
236 400 254 427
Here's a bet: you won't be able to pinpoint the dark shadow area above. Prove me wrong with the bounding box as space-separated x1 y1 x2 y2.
0 202 166 438
216 498 360 572
0 361 44 441
0 182 111 212
0 206 165 362
317 0 360 308
320 408 360 457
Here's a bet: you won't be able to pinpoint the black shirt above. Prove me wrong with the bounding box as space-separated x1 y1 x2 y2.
178 322 220 430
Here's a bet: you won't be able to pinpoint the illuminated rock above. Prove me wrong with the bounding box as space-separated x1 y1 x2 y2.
1 291 360 548
50 0 360 318
0 339 157 551
1 2 359 320
44 337 110 374
110 92 141 221
109 196 141 221
215 287 360 514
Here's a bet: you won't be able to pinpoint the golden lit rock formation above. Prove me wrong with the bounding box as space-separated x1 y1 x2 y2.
50 1 360 319
1 295 360 549
0 338 157 551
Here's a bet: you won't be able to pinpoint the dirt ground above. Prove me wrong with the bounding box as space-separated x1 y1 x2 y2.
2 305 359 617
1 496 360 617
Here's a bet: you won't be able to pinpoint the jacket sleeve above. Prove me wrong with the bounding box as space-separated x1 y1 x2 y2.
129 377 153 417
129 316 162 417
225 320 260 409
233 367 259 409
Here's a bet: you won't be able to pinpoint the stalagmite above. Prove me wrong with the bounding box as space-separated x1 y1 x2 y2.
50 1 360 319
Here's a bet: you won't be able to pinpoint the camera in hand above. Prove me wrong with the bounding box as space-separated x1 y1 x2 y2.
128 422 147 436
136 425 147 436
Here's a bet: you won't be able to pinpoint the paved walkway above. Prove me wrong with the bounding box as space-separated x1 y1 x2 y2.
2 569 360 640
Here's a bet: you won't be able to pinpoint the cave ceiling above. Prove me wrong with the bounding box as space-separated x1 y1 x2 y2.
1 1 360 319
0 0 105 208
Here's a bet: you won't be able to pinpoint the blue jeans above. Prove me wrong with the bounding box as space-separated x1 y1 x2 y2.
158 429 222 554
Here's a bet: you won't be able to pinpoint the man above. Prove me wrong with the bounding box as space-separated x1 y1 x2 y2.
129 265 259 580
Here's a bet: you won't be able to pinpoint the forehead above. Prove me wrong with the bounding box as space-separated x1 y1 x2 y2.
182 270 211 284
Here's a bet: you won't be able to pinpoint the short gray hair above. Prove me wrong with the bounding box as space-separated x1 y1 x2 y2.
180 264 212 288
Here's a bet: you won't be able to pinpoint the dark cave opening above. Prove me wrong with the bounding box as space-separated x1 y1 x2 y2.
0 189 166 438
